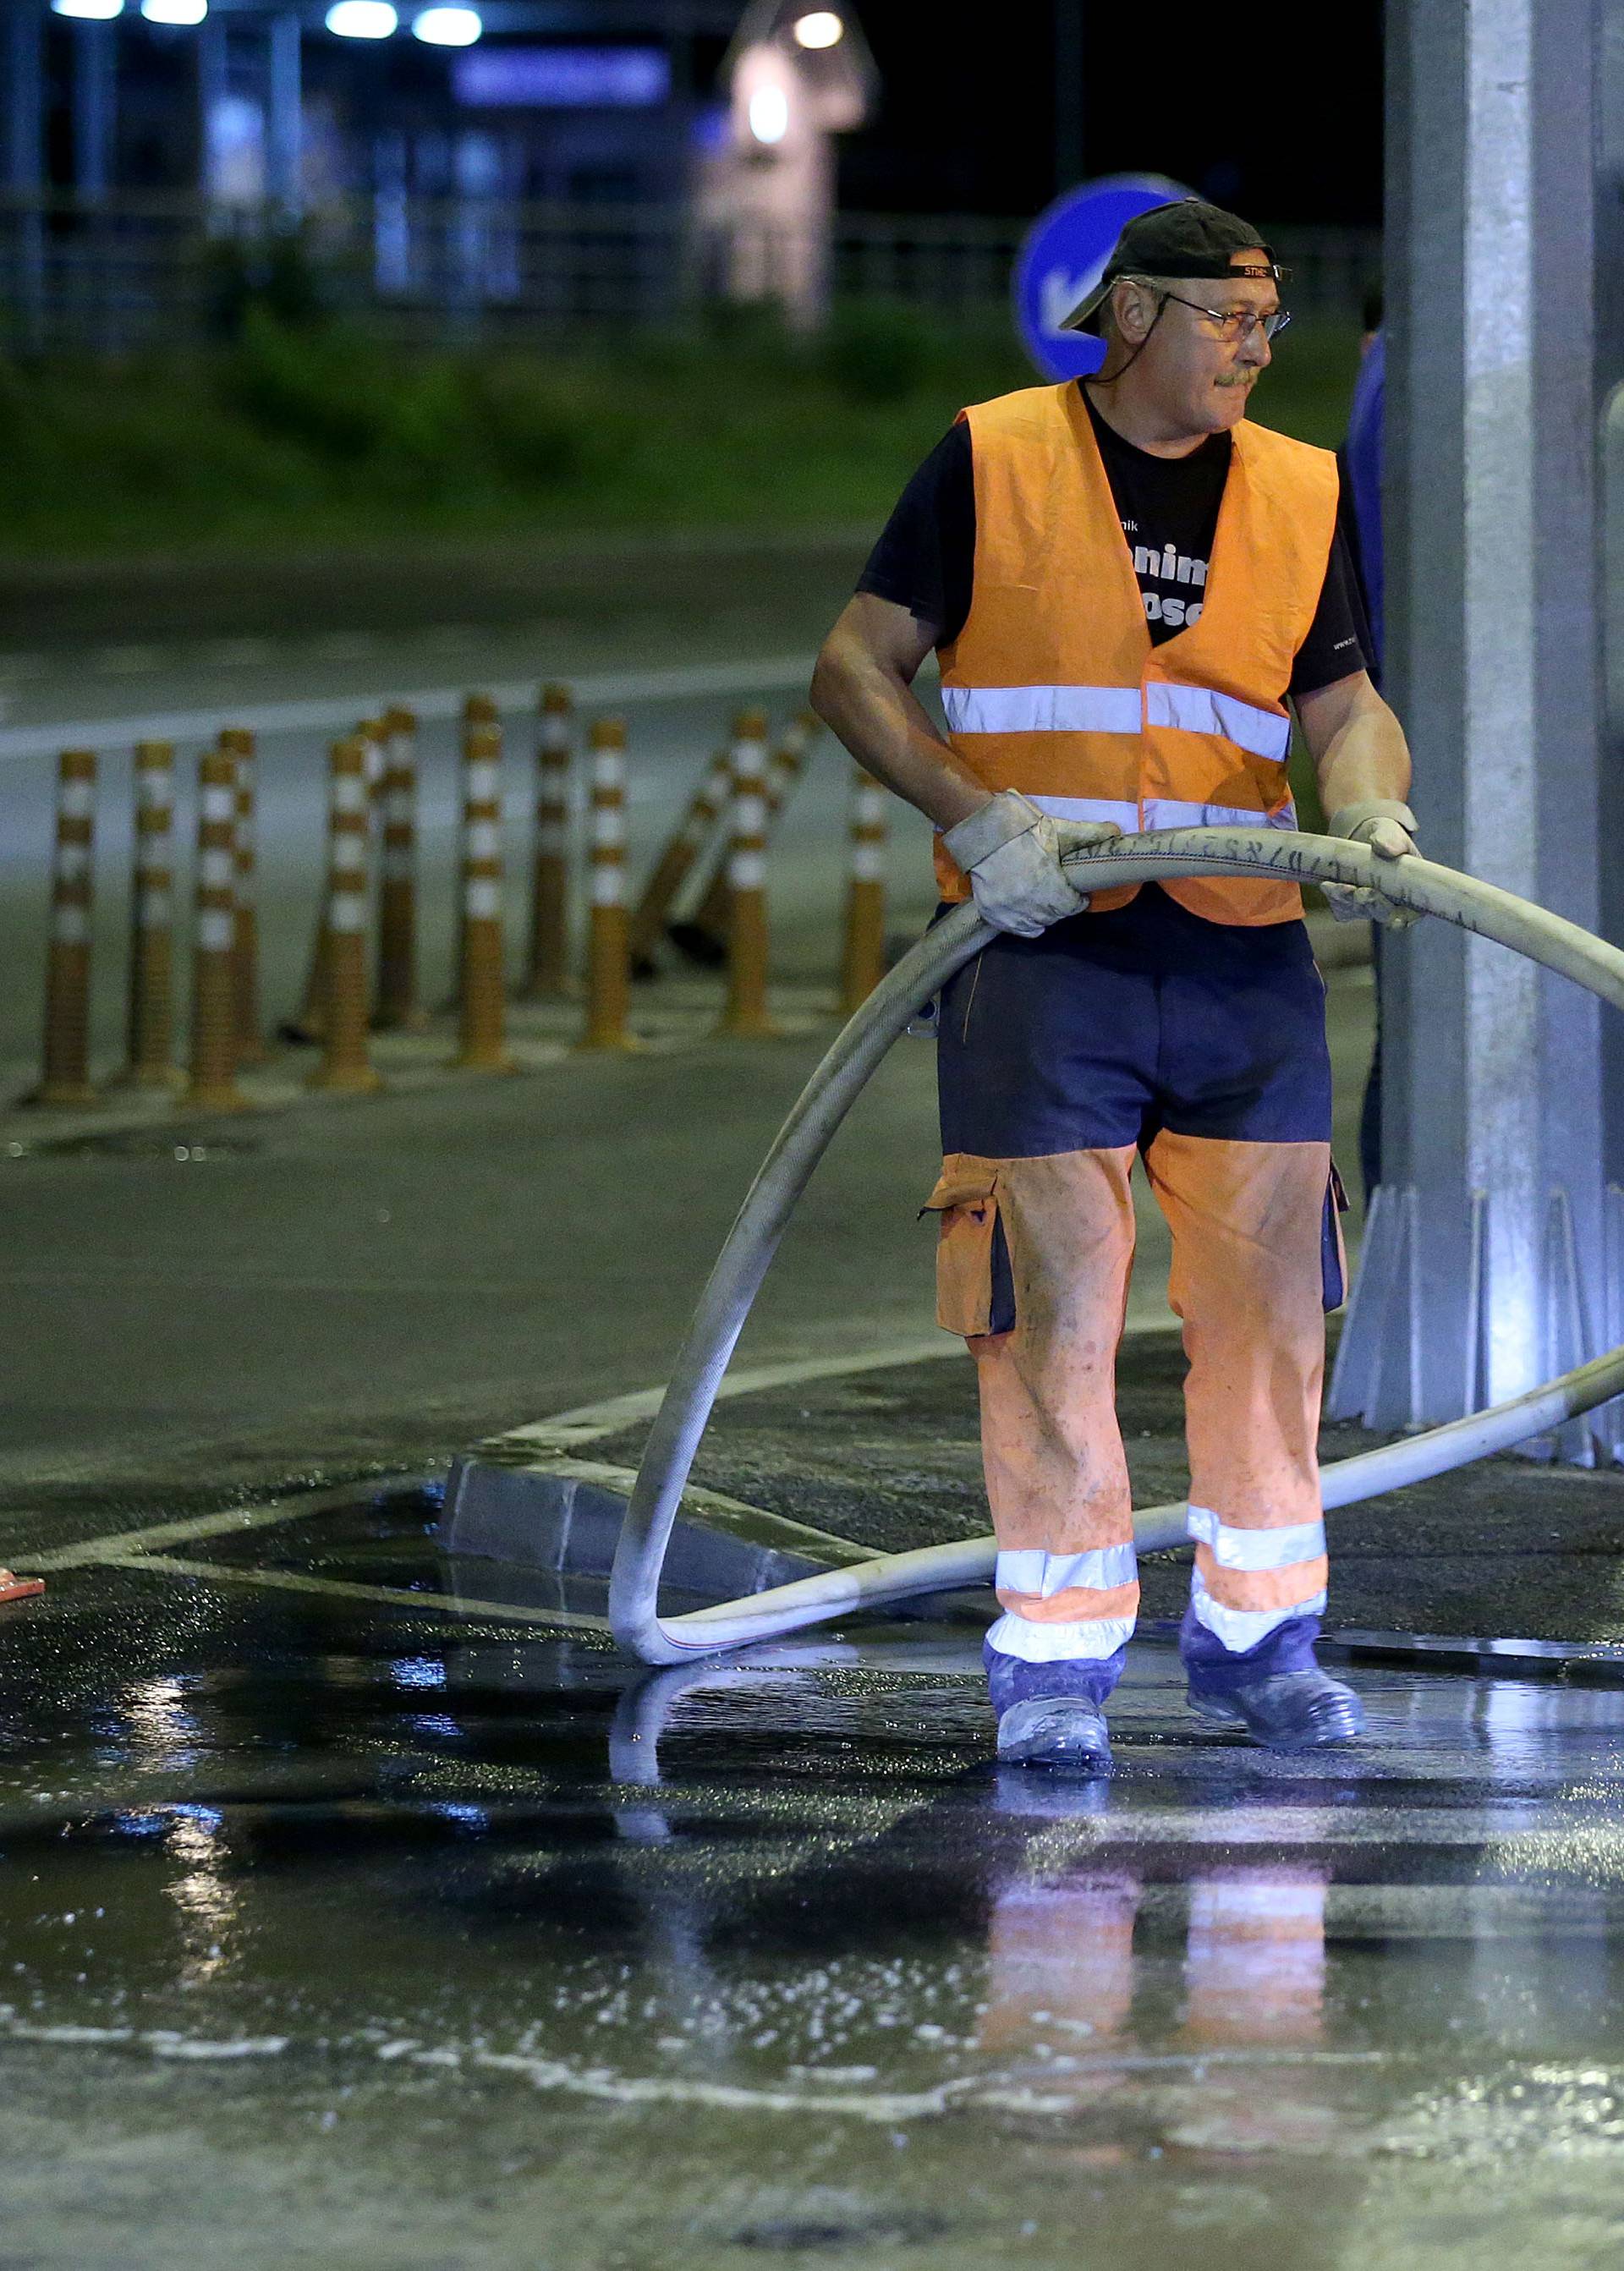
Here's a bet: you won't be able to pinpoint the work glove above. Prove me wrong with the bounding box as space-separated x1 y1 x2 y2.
1322 798 1420 929
942 791 1121 939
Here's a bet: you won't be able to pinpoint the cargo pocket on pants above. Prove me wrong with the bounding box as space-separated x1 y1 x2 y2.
1322 1158 1350 1312
922 1158 1016 1338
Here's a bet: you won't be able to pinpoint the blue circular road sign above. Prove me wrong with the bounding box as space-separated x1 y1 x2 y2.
1014 173 1192 382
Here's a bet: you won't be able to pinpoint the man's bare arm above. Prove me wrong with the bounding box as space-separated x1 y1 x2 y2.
809 593 993 831
1294 669 1413 818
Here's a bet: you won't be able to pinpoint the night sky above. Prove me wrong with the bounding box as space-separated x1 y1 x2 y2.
836 3 1385 228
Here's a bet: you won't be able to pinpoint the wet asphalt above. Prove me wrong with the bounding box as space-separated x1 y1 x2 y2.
5 1471 1624 2268
5 585 1623 2261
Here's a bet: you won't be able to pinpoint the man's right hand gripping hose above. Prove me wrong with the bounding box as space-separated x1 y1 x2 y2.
941 789 1123 938
1322 798 1421 929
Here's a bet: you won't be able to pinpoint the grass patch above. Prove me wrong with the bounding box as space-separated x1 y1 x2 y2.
0 304 1363 562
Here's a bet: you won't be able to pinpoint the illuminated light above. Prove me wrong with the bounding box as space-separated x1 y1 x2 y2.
51 0 124 19
456 44 667 106
793 10 843 47
325 0 398 36
412 4 480 42
748 83 790 145
141 0 207 19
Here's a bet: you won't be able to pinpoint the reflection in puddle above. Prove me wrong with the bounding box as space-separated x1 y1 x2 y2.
1183 1870 1327 2047
15 1578 1624 2264
121 1676 205 1772
163 1807 239 1988
980 1874 1142 2053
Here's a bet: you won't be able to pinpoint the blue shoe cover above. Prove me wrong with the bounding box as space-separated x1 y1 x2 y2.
1188 1668 1364 1752
996 1694 1112 1774
985 1638 1124 1719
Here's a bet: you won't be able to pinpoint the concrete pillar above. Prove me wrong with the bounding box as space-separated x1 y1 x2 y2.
266 13 302 222
73 16 118 203
1598 4 1624 1177
1329 0 1622 1462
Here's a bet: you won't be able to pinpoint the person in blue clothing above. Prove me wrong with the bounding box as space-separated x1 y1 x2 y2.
1338 293 1388 1199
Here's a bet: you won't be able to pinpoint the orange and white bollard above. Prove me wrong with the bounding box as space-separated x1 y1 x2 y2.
522 681 575 999
768 708 818 820
118 738 180 1088
27 748 99 1108
222 727 267 1067
578 717 637 1051
839 765 889 1014
373 705 424 1031
717 707 776 1040
627 743 732 974
358 715 388 795
689 709 817 951
290 716 388 1044
446 691 501 1012
453 721 516 1072
184 747 250 1113
309 737 381 1095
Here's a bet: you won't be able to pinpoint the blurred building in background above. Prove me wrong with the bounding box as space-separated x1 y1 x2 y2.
0 0 1379 350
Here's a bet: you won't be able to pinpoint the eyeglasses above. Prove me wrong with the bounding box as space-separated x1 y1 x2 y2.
1156 290 1292 343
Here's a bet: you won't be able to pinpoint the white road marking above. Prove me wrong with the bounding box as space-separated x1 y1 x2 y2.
0 652 822 764
501 1312 1177 1451
21 1476 431 1572
102 1550 612 1634
13 1321 1174 1599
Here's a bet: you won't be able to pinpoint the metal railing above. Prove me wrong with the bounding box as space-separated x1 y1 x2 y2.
0 192 1380 355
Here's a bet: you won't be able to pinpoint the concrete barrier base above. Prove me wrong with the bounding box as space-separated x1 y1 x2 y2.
442 1452 835 1604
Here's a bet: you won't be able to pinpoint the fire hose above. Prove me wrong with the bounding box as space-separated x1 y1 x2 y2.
611 829 1624 1666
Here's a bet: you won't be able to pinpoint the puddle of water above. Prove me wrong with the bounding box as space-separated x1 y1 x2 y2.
9 1544 1624 2263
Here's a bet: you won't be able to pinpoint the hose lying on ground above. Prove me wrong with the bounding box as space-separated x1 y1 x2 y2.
611 829 1624 1666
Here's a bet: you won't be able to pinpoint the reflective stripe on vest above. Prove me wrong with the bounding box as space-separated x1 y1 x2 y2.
942 680 1292 764
1026 793 1299 834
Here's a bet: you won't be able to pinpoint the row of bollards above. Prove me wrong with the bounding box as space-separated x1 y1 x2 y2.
24 689 890 1110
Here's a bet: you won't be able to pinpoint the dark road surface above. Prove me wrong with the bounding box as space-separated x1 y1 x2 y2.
6 1467 1624 2268
7 549 1623 2261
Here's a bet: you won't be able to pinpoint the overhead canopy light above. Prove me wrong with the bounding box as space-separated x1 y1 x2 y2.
413 6 480 44
51 0 125 19
141 0 208 21
793 11 843 47
326 1 398 36
747 82 789 144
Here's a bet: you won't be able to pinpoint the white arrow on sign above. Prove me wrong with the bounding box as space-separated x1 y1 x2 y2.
1040 255 1110 335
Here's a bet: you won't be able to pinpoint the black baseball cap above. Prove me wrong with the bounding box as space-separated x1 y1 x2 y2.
1060 199 1285 334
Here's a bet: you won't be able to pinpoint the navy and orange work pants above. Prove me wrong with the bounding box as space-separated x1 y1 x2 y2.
927 886 1344 1701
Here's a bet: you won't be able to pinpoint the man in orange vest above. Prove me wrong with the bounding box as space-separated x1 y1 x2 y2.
811 200 1417 1772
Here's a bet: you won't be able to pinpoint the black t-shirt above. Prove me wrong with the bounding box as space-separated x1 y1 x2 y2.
858 387 1369 697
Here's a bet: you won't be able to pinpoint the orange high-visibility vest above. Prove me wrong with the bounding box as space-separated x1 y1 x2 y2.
936 383 1341 926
